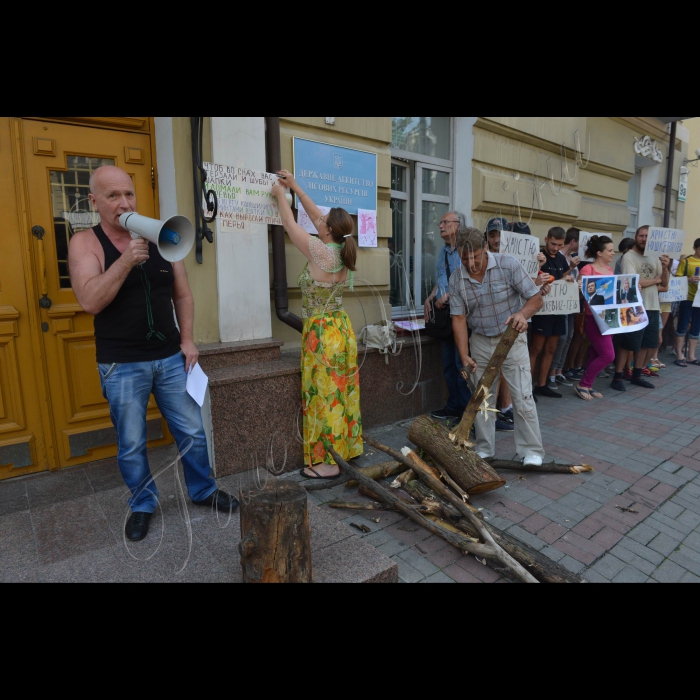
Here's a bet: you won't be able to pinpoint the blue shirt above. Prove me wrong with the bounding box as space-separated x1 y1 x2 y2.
437 245 462 298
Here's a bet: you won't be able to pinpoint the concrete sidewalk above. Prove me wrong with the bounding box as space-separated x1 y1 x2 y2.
309 356 700 583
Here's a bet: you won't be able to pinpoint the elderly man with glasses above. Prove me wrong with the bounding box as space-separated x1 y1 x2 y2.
424 212 473 422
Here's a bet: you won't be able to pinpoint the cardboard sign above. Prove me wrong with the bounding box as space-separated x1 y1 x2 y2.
204 163 282 229
500 231 540 278
582 274 649 336
536 281 581 316
660 277 689 304
645 228 686 259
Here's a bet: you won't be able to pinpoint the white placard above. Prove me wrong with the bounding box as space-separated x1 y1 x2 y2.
536 281 581 316
500 231 540 278
204 163 282 230
660 277 689 303
582 274 649 336
186 363 209 408
297 203 330 235
694 293 700 309
358 209 378 248
645 227 687 259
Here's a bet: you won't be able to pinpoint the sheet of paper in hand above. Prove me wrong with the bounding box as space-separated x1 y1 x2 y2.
203 163 282 229
500 231 540 278
660 277 689 304
644 228 686 259
536 281 581 315
582 274 649 336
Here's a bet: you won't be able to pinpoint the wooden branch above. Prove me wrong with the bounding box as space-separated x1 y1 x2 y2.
328 502 396 512
345 461 406 489
400 449 538 584
328 448 500 562
455 325 520 446
303 474 350 492
404 480 585 584
487 459 595 475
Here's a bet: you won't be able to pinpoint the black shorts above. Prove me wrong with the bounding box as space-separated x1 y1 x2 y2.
532 315 567 338
620 311 661 352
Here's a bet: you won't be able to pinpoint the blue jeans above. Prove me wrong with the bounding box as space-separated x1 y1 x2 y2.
99 352 216 514
677 300 700 341
441 339 472 413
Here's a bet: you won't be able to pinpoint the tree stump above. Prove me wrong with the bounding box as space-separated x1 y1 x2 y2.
239 480 312 584
408 416 506 495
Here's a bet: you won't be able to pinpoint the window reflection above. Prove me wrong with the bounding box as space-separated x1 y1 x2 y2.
392 117 451 160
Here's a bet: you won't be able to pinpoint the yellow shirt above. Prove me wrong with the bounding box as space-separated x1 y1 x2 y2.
677 256 700 302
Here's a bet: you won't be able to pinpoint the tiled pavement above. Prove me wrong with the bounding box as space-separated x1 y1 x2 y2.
307 355 700 583
2 352 700 583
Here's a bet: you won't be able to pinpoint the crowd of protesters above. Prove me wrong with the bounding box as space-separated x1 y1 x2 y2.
426 215 700 439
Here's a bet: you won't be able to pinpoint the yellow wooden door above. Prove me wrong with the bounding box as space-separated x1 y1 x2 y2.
21 119 172 471
0 122 50 478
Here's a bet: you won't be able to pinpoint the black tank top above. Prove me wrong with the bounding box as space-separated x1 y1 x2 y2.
93 224 181 364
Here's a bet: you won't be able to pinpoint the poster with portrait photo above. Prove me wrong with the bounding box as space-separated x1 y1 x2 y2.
582 274 649 336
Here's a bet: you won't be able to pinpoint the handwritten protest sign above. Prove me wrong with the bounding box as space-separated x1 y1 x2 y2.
645 228 686 259
537 281 580 316
500 231 540 278
204 163 282 230
660 277 689 304
297 203 330 235
582 274 648 336
358 209 378 248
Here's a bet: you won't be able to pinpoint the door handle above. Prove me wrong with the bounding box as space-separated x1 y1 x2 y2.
32 226 53 310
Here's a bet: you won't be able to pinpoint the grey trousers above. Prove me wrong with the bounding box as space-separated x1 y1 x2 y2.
552 314 575 370
470 332 545 460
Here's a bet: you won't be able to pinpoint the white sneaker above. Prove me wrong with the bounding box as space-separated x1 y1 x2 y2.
476 451 492 460
523 455 543 468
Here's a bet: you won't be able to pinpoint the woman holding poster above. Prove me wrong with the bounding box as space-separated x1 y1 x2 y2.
673 239 700 367
575 236 616 400
271 171 363 479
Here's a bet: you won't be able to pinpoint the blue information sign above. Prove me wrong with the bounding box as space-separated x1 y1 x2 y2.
293 137 378 215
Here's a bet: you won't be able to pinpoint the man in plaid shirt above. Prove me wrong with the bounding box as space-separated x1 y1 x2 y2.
449 228 546 466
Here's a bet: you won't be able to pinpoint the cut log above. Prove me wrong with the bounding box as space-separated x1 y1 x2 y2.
239 480 312 584
404 480 584 584
455 325 520 446
487 459 594 475
345 461 405 489
404 418 506 495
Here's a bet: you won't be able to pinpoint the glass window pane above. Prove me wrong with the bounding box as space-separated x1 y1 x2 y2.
392 117 451 160
391 164 407 193
422 169 450 197
390 199 410 307
421 201 449 305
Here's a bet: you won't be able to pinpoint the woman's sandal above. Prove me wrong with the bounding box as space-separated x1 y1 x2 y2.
590 390 604 399
300 467 341 481
674 359 688 368
575 386 594 401
688 360 700 367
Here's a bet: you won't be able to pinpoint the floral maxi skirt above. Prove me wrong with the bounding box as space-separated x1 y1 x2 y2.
301 311 363 467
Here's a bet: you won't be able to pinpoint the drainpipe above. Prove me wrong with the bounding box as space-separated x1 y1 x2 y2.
664 120 678 228
265 116 303 333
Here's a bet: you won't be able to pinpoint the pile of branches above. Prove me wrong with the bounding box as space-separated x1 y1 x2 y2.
307 327 594 585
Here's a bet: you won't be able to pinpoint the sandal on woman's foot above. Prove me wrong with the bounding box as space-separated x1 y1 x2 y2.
674 359 688 368
300 467 341 480
575 386 594 401
689 360 700 367
590 390 604 399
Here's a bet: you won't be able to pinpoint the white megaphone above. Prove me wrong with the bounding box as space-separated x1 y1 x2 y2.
119 212 195 263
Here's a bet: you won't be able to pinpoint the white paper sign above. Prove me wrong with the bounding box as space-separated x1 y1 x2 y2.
204 163 282 230
358 209 378 248
537 281 581 316
186 363 209 408
694 293 700 309
297 203 330 235
645 228 686 259
582 274 649 336
500 231 540 278
660 277 689 303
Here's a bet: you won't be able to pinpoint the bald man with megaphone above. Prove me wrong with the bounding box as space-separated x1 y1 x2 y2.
69 166 238 543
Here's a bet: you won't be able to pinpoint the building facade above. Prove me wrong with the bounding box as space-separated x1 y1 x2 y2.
0 116 690 480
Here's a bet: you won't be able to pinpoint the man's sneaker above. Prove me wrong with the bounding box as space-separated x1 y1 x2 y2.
611 379 627 392
631 377 655 389
431 408 460 421
598 371 610 379
535 385 562 399
496 419 515 432
547 379 560 392
555 374 574 387
500 408 515 423
523 455 543 468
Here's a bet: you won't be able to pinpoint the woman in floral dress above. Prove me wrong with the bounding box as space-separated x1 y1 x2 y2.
271 171 363 479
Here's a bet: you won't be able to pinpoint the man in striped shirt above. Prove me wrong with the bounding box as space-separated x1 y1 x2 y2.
449 228 546 467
